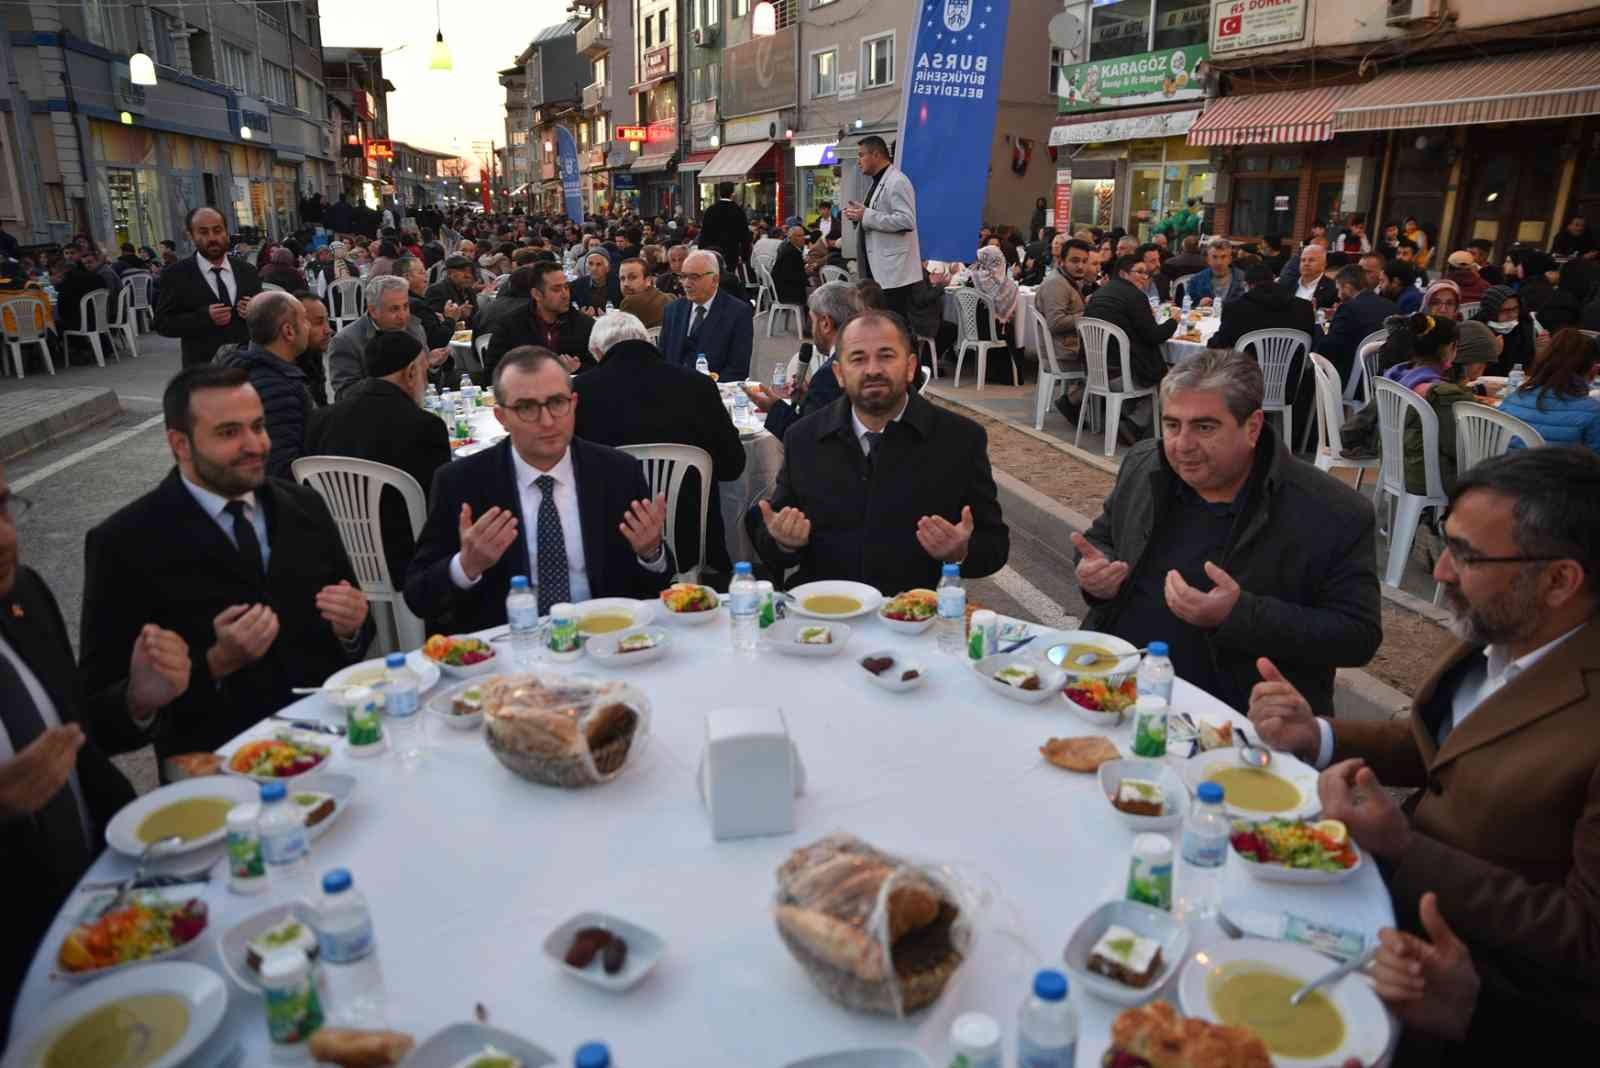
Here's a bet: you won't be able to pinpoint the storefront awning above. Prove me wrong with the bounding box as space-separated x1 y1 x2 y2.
679 149 718 171
1187 85 1351 146
698 141 775 181
1333 43 1600 133
1048 105 1201 146
631 152 676 174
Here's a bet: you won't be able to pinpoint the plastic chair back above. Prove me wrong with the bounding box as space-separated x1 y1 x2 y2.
1351 329 1387 406
1374 377 1445 501
618 443 713 581
1454 404 1545 474
1309 353 1349 456
1458 302 1479 321
290 456 427 652
328 278 364 322
820 265 849 285
78 289 109 332
951 287 984 346
1236 329 1311 408
124 271 153 310
1076 317 1136 392
1032 306 1066 377
2 297 46 341
261 282 285 293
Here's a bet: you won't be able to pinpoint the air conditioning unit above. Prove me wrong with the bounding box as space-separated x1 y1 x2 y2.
693 26 719 47
1386 0 1441 25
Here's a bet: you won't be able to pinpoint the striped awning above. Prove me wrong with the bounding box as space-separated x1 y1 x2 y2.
1334 44 1600 132
1187 85 1351 147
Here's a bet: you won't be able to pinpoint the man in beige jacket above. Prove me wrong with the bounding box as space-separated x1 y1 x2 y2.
1035 237 1095 419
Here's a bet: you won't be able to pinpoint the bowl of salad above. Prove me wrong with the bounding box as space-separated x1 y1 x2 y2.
225 734 329 782
1229 818 1363 885
660 583 721 624
56 890 209 979
878 589 939 634
422 633 498 677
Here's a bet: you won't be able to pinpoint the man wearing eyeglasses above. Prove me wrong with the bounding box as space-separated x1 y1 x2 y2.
405 346 673 634
1248 446 1600 1045
482 262 597 381
657 250 753 381
1081 254 1179 443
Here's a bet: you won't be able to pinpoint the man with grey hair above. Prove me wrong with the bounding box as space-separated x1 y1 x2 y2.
742 281 858 440
572 249 622 316
656 243 690 296
1182 236 1246 307
658 249 753 379
217 290 313 479
1072 347 1380 714
326 273 428 400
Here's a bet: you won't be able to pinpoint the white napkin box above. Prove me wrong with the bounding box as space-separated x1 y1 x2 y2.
698 706 806 841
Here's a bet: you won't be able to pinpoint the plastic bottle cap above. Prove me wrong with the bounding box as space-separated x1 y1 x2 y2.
1147 641 1169 657
734 561 752 574
550 603 575 619
971 610 996 625
259 947 309 986
510 575 530 589
1033 968 1068 1001
321 868 352 894
1133 832 1173 861
574 1042 610 1068
949 1012 1000 1050
226 802 260 828
385 653 405 668
259 782 286 803
942 563 959 576
1197 781 1224 805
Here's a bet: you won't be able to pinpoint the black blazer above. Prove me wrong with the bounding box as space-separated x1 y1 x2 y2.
750 390 1009 594
762 346 843 441
483 307 596 382
658 289 753 380
1315 290 1399 386
1207 285 1318 352
700 199 753 270
404 437 675 633
1 567 134 1045
80 471 372 764
771 241 809 306
571 274 623 314
306 377 451 585
1082 277 1178 388
154 255 262 367
1278 274 1338 310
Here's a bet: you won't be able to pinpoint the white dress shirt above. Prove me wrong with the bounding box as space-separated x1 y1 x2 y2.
1295 276 1321 302
180 475 271 571
0 634 94 846
197 251 236 303
850 396 909 455
1312 623 1588 768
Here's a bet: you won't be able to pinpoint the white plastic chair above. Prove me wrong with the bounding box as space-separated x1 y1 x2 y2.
1455 404 1545 474
950 288 1015 391
1309 353 1379 490
820 265 849 285
1076 317 1160 457
451 333 488 377
618 443 712 583
260 281 285 293
1031 306 1084 430
758 261 804 337
122 271 154 332
916 335 940 381
107 283 139 360
63 290 111 367
1346 329 1387 414
1373 377 1450 589
427 261 445 284
750 255 776 314
1458 302 1480 321
1236 329 1312 448
290 456 427 653
1 297 54 377
327 278 364 331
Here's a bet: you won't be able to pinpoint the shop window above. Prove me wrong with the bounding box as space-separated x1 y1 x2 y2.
811 49 836 98
1238 156 1268 174
1231 179 1298 238
1271 155 1303 173
1049 47 1067 97
862 33 895 89
1089 0 1150 62
1152 0 1209 53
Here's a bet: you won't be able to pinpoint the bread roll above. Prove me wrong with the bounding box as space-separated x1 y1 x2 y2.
1109 1003 1272 1068
306 1028 415 1067
775 905 887 982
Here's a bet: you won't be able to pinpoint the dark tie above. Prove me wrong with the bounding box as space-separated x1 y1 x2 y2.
0 646 91 885
212 266 232 307
534 475 571 614
688 304 706 341
862 430 883 471
225 500 265 580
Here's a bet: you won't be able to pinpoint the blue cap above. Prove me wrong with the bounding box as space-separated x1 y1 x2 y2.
1147 641 1169 656
385 652 405 668
1033 968 1068 1001
511 575 530 590
321 868 352 894
733 561 752 574
942 563 959 576
575 1043 610 1068
259 782 286 803
1197 781 1223 805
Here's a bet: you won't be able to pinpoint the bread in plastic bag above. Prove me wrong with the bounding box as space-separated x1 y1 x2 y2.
773 832 974 1016
481 672 650 788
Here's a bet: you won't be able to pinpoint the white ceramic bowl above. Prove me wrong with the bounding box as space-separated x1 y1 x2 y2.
1097 759 1189 832
219 731 332 783
875 590 939 635
425 679 489 730
408 1023 556 1068
324 650 440 702
1062 899 1190 1007
287 772 354 842
542 911 664 992
763 619 852 657
1043 629 1142 678
972 653 1066 705
52 886 211 982
216 901 319 995
105 775 260 857
585 626 672 667
1181 747 1322 821
421 635 501 679
659 584 723 624
1229 824 1364 885
856 650 927 693
786 580 883 620
574 597 655 635
1177 937 1391 1067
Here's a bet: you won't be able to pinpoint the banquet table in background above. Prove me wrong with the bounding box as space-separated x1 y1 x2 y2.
1163 314 1221 364
14 614 1396 1067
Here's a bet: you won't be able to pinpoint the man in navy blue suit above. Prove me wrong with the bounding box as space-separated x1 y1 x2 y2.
657 250 753 380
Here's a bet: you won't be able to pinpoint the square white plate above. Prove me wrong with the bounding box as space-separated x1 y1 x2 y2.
216 901 319 995
1062 899 1190 1007
408 1022 556 1068
761 619 852 657
542 911 664 992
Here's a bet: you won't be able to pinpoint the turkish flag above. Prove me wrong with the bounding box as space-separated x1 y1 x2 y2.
481 178 492 214
1220 15 1242 36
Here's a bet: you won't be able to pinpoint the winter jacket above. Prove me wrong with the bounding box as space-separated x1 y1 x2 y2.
219 343 313 480
1498 385 1600 454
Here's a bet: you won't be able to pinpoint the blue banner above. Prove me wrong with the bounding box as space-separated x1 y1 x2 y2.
555 126 583 222
897 0 1011 264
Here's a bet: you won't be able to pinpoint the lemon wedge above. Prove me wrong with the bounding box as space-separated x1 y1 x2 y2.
1313 819 1348 844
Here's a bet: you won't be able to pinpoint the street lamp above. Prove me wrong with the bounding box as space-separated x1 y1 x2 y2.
429 0 453 70
129 47 157 86
240 125 253 140
752 2 777 37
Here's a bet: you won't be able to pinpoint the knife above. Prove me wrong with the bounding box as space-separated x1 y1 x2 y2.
271 714 346 737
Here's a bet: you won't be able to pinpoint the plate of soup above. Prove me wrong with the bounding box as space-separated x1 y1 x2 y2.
1181 747 1322 821
1177 938 1389 1067
786 581 883 620
105 776 260 857
573 598 655 635
4 961 227 1068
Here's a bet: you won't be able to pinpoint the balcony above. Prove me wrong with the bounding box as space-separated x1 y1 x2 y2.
577 19 611 60
582 80 607 111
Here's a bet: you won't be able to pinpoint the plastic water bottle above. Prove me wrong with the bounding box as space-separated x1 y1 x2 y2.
730 561 760 654
1507 363 1526 393
605 300 616 313
507 575 540 669
423 383 439 413
382 653 423 769
733 384 750 426
771 360 788 398
315 868 385 1026
575 1043 611 1068
258 782 309 893
1178 781 1230 922
936 563 966 657
695 353 710 375
1136 640 1175 705
1017 969 1078 1068
1181 293 1193 318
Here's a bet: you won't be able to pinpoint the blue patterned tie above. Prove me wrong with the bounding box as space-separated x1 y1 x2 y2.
534 474 570 613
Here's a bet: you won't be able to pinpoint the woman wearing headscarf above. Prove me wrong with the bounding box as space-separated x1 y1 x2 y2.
967 244 1026 384
1472 285 1535 377
1379 280 1461 372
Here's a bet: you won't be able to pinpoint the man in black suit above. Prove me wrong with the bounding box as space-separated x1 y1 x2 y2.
55 248 109 334
1280 243 1338 309
575 312 745 575
307 331 450 587
771 225 811 310
700 183 752 275
423 254 480 329
1210 264 1318 351
1315 264 1400 387
742 280 857 440
405 347 673 632
400 255 460 350
751 310 1009 593
154 207 262 366
484 262 595 380
81 367 373 769
0 467 191 1044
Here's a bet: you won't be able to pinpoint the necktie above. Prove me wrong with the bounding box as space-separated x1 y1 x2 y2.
534 475 571 614
225 500 265 580
688 304 706 341
212 266 232 307
0 646 91 887
862 430 883 471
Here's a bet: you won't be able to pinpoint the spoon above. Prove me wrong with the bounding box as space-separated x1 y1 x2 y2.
1236 725 1272 768
101 835 184 914
1290 944 1379 1007
1070 645 1147 667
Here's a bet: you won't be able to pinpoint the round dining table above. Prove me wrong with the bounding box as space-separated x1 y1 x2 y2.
14 613 1398 1067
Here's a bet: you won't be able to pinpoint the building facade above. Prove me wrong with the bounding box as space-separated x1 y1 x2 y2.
322 47 397 213
512 21 589 216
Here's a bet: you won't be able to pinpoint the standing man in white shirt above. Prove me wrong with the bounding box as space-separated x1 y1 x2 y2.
1247 446 1600 1044
154 207 262 366
844 136 923 324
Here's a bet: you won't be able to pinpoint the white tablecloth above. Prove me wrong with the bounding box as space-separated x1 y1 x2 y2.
943 287 1038 353
16 619 1394 1067
1163 313 1221 364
